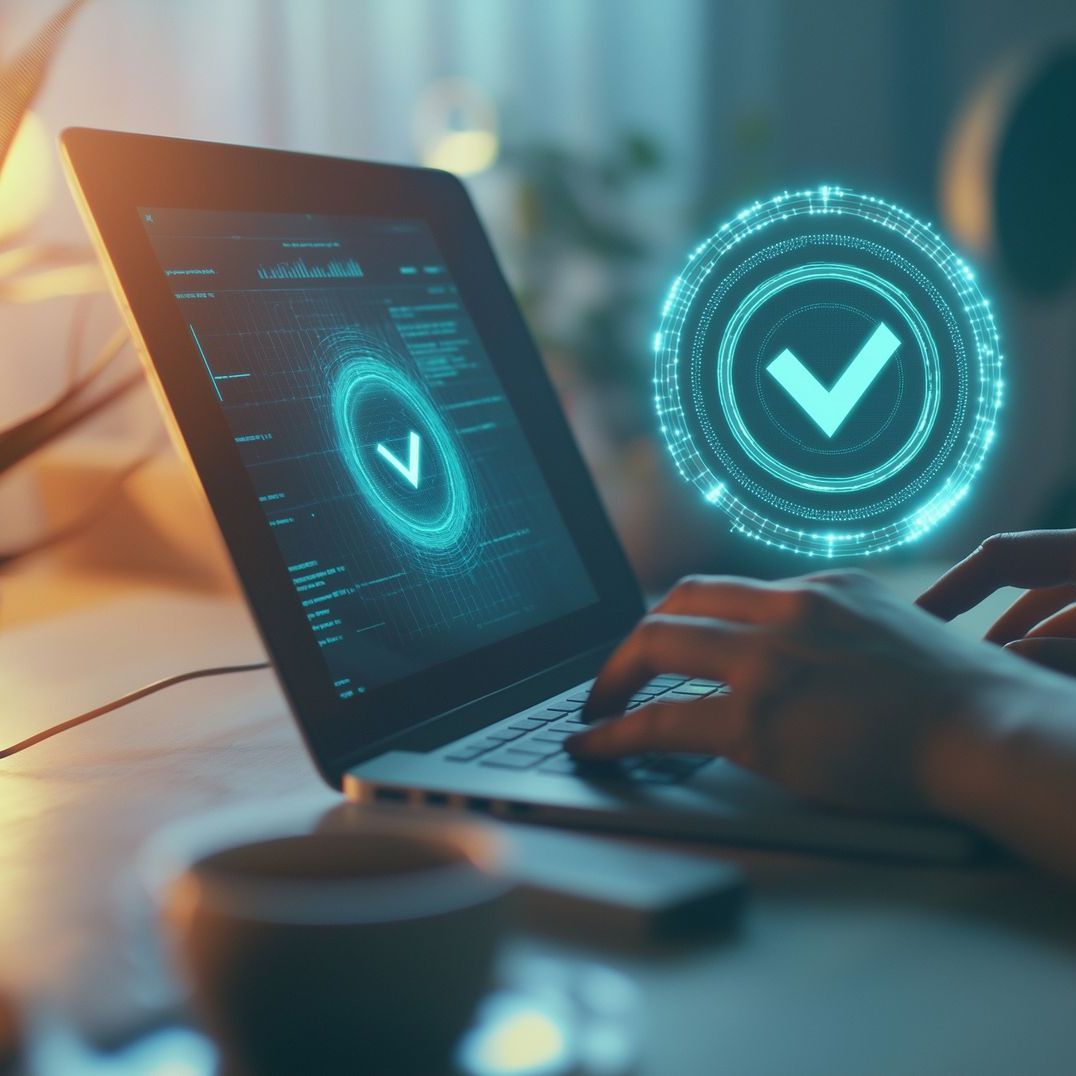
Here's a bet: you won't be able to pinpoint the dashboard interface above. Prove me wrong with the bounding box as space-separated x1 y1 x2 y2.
141 207 597 700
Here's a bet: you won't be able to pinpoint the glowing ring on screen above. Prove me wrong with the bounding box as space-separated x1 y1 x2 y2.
329 343 476 569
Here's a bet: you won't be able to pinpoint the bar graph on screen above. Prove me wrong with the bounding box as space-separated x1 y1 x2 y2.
257 256 364 281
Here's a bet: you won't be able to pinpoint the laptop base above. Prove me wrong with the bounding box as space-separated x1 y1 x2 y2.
344 750 981 863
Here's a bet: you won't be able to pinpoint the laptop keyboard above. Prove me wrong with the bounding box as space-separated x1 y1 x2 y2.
443 676 730 785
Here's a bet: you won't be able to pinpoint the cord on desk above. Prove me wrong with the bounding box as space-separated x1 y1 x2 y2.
0 661 271 759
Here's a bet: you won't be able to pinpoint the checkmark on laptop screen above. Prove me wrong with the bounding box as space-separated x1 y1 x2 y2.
140 206 600 701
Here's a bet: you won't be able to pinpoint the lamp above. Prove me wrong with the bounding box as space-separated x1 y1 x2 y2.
413 77 499 177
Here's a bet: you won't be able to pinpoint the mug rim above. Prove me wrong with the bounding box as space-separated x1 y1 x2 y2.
140 799 511 927
178 832 510 926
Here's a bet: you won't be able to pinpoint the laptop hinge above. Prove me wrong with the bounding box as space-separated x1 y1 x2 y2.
332 639 617 778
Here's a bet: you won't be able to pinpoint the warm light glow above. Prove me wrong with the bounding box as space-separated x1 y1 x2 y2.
423 128 499 177
0 113 106 301
414 77 500 177
469 1007 568 1073
0 262 104 302
0 111 55 238
940 54 1025 257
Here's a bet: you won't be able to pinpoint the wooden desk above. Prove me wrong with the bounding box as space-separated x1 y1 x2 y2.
3 567 1076 1074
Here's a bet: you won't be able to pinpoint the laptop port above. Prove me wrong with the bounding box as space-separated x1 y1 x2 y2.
506 801 534 815
424 792 450 807
466 797 492 812
374 786 408 803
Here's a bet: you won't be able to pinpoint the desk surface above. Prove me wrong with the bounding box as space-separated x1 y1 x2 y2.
3 566 1076 1075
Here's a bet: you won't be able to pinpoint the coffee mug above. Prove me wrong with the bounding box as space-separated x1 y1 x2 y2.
151 805 512 1075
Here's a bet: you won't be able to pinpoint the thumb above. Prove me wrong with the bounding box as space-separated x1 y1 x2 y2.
1004 637 1076 678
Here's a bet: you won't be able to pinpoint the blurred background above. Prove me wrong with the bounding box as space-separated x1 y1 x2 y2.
2 0 1076 594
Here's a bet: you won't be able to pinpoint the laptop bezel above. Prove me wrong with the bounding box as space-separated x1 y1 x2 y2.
60 128 644 787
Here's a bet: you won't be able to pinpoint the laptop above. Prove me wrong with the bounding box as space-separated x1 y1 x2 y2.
62 129 976 861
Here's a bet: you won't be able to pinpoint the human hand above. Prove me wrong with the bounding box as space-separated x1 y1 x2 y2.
567 570 1035 816
917 530 1076 676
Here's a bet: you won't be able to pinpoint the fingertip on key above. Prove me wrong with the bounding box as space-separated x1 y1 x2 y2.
565 731 587 756
566 728 602 756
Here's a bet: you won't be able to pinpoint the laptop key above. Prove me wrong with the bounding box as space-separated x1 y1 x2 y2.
470 738 516 754
445 745 486 762
526 710 564 723
643 684 676 700
670 683 718 697
484 727 526 742
508 718 547 732
502 739 561 757
532 728 573 743
537 755 579 775
545 702 583 714
482 749 543 770
551 719 589 733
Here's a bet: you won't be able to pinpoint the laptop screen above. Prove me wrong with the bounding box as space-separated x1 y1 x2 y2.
139 207 598 700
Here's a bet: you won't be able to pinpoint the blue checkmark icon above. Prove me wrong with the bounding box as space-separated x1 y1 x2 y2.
766 321 901 438
376 430 422 488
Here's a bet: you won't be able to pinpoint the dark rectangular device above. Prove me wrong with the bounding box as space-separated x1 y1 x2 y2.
61 128 979 861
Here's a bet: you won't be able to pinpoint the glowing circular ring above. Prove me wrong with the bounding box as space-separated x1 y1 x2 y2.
331 353 473 559
654 185 1003 558
688 231 969 522
717 262 941 494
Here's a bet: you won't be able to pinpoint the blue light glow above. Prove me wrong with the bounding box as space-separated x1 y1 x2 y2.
326 329 479 573
654 186 1003 557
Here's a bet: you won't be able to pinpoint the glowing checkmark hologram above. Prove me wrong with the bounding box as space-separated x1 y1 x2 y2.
653 186 1003 558
766 321 901 438
376 431 422 488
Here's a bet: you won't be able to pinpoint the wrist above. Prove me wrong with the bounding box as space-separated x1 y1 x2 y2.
918 680 1015 825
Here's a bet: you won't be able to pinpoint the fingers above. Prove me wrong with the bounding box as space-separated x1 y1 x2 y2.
985 585 1076 644
589 572 869 721
568 695 736 758
654 575 804 623
917 530 1076 621
1004 637 1076 677
584 614 755 719
801 567 875 588
655 570 876 622
1024 603 1076 640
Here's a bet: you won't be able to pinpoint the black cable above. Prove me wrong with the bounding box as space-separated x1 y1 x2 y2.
0 661 271 759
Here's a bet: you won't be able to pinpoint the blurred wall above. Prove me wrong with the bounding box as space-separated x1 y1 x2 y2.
2 0 1076 571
